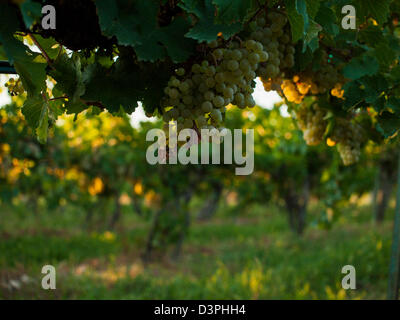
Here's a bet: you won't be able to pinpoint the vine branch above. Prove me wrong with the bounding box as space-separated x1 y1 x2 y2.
28 33 54 68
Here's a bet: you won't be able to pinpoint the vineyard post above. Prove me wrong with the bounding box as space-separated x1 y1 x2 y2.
387 152 400 300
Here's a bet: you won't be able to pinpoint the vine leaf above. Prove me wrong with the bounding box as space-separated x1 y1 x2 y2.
303 20 322 52
343 81 364 109
343 53 379 80
36 104 49 144
355 0 393 24
49 53 85 113
82 61 141 114
134 16 196 63
358 75 388 104
377 111 400 138
373 43 397 69
95 0 196 62
314 3 338 36
179 0 242 42
284 0 305 43
22 95 49 143
305 0 321 19
0 2 46 97
20 0 43 29
212 0 257 25
95 0 143 47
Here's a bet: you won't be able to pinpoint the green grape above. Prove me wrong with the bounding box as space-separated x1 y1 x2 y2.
168 88 179 99
205 77 216 88
213 96 225 108
201 101 213 113
192 64 201 73
204 91 215 101
179 82 190 93
213 49 224 60
223 87 234 99
182 95 193 105
183 119 193 128
215 82 226 93
232 49 243 61
227 60 239 71
196 115 207 127
170 108 179 119
209 40 218 48
175 68 185 76
181 109 191 119
210 109 222 123
215 72 225 83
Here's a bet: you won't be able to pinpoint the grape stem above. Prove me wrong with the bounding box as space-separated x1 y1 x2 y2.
49 96 68 101
234 36 243 46
28 33 54 69
81 100 106 110
49 95 106 110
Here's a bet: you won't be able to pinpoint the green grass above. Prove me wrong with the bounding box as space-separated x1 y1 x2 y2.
0 201 395 299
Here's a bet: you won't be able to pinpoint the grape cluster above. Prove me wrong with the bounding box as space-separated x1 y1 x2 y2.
295 103 328 146
294 101 365 165
5 78 25 96
262 50 345 103
161 38 269 132
252 12 295 79
331 83 344 99
331 119 364 166
159 10 296 132
313 62 343 95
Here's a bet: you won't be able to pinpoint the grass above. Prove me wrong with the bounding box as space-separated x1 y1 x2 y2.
0 200 395 299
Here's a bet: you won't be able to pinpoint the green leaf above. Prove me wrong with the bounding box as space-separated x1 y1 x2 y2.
95 0 196 62
294 44 313 71
343 53 379 80
358 75 388 104
358 25 385 47
377 111 400 138
373 95 387 113
82 61 140 114
31 35 60 60
64 101 87 115
179 0 242 42
212 0 256 24
49 53 85 104
389 66 400 83
343 81 364 109
373 43 397 69
387 97 400 114
284 0 305 43
36 106 49 144
14 57 47 97
305 0 321 19
356 0 392 24
303 20 322 52
0 3 46 97
22 96 46 127
296 0 309 31
95 0 143 47
22 96 51 143
134 16 196 63
20 0 43 29
315 3 338 36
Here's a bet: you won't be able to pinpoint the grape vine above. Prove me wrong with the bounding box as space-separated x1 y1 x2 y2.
0 0 399 167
